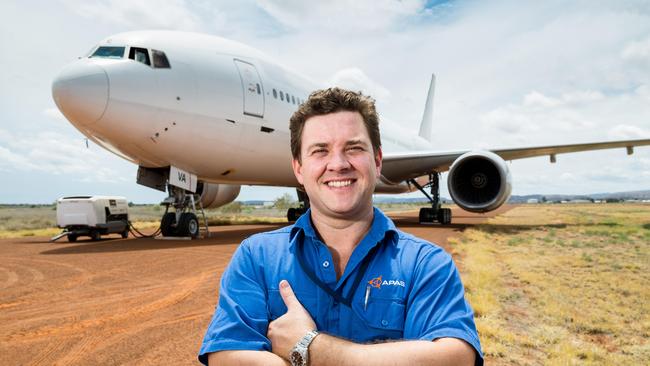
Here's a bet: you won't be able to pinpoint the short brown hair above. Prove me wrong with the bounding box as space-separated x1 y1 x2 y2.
289 87 381 160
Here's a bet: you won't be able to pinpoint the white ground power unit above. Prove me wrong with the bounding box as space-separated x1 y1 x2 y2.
55 196 129 242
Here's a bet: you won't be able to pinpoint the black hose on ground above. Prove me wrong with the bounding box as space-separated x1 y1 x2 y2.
123 219 161 238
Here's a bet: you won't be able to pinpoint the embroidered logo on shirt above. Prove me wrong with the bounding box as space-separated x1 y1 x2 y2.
368 275 383 288
368 275 405 288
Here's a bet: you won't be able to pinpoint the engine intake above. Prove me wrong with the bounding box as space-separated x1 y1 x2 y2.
447 151 512 213
196 182 241 209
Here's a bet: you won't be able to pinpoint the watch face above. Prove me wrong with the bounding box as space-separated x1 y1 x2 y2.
290 351 304 365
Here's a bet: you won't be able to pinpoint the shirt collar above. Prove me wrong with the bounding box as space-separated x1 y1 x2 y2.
289 207 398 247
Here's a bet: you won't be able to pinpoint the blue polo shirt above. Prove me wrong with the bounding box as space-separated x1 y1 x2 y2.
198 208 483 365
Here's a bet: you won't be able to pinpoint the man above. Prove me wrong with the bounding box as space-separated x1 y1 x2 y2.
199 88 483 365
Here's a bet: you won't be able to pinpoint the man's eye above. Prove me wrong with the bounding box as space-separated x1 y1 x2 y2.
348 146 364 152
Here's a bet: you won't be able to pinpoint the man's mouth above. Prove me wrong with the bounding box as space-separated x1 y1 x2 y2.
326 179 354 188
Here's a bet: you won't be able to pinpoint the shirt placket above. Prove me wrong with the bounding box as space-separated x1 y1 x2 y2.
314 240 341 332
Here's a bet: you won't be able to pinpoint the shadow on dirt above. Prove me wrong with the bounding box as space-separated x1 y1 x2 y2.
40 224 286 255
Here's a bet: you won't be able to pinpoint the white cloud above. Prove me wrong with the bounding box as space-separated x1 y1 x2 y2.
329 68 391 102
63 0 204 31
622 37 650 61
608 124 650 139
42 107 66 122
0 129 127 183
256 0 426 33
523 91 562 109
478 85 650 147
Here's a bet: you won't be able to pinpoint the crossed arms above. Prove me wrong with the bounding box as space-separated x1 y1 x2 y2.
207 280 476 366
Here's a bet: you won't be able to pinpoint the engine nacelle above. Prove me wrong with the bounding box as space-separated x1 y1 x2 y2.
447 151 512 213
196 182 241 209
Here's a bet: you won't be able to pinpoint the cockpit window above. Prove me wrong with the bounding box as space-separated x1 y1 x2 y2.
152 49 171 68
129 47 151 66
90 46 125 59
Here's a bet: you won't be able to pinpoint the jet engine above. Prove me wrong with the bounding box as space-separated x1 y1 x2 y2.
196 182 241 209
447 151 512 213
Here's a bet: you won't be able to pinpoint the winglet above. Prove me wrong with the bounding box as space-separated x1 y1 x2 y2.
418 74 435 143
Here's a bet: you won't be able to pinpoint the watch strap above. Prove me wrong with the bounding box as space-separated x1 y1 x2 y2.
297 329 319 348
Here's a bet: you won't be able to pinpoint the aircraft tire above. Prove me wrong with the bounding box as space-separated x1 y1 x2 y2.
161 212 176 237
419 207 435 223
178 212 200 238
287 208 297 222
438 208 452 225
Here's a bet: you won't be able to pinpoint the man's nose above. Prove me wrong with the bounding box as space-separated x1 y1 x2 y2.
327 151 351 171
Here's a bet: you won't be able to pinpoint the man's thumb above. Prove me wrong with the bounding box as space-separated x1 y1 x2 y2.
279 280 301 310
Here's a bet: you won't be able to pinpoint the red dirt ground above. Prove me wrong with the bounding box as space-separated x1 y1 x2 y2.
0 206 510 365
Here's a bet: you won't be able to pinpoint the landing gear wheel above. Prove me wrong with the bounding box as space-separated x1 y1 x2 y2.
437 208 452 225
161 212 176 237
90 230 100 241
287 207 306 222
178 212 200 238
287 208 297 222
419 208 435 223
68 234 77 243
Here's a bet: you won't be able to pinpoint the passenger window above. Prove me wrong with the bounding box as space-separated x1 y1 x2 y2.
286 92 291 104
291 95 296 104
91 46 125 59
280 91 284 101
129 47 151 66
152 49 170 68
273 89 277 99
256 83 261 94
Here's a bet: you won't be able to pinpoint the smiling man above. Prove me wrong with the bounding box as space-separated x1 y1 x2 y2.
198 88 483 366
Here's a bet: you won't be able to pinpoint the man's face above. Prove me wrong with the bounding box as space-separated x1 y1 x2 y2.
292 110 382 220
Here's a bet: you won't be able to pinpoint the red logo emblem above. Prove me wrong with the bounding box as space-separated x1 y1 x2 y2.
368 275 382 288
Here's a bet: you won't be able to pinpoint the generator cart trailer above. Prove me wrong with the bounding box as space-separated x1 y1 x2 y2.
54 196 130 242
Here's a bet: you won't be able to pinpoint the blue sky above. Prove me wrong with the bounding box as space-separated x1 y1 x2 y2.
1 0 649 203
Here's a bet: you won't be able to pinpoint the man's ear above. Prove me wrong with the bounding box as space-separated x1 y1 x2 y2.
374 147 383 178
291 157 304 185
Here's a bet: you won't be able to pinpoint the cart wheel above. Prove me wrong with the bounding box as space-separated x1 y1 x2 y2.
90 230 100 241
68 234 77 243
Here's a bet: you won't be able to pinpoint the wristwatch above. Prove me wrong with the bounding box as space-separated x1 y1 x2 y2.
289 329 319 366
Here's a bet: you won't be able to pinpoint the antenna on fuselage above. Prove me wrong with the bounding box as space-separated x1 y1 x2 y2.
418 74 435 143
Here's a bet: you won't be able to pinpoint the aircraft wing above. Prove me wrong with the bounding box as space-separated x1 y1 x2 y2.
381 138 650 183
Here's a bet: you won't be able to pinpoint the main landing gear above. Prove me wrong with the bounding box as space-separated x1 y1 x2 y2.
408 173 452 225
287 189 310 222
159 185 208 238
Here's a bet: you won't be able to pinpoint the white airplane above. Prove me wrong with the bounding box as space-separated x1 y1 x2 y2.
52 30 650 238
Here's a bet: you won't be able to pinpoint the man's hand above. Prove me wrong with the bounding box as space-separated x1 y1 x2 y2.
267 280 317 360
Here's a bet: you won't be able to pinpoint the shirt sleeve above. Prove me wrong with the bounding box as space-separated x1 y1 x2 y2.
403 247 484 366
198 240 270 365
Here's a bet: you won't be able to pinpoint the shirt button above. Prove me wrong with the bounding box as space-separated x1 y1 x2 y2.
322 261 330 268
381 320 388 326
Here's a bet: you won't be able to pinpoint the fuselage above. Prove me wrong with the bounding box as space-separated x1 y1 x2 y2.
52 30 432 191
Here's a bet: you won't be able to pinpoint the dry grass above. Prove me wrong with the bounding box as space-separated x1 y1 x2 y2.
453 203 650 365
0 202 422 239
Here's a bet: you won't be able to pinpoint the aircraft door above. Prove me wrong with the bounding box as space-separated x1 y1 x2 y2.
234 59 264 118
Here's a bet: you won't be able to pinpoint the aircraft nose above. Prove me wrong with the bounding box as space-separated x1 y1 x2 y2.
52 61 108 125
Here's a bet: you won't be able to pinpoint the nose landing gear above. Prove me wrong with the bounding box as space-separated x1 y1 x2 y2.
159 185 207 238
